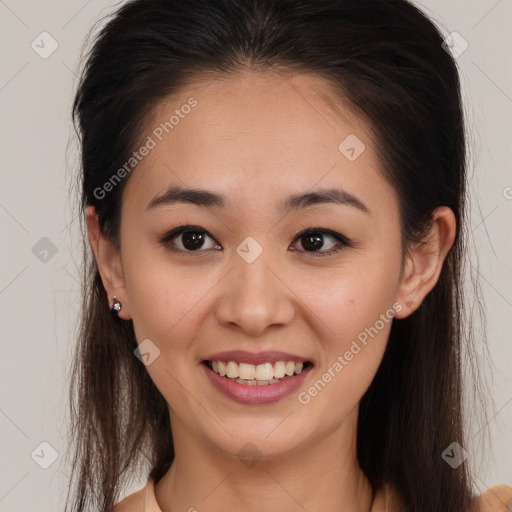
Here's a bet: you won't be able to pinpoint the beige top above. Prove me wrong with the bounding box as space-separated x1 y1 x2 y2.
113 477 512 512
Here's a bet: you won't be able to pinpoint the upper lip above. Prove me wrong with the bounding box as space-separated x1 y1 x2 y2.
203 350 311 366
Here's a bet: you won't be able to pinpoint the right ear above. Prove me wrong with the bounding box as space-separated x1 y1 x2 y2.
84 206 132 319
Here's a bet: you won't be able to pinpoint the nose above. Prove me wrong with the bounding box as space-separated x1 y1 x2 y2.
214 245 296 337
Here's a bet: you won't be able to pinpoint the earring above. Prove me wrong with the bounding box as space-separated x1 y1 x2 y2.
111 295 122 316
405 300 414 308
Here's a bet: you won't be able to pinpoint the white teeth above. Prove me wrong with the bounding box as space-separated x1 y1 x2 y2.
238 363 255 380
285 361 295 376
273 361 286 378
226 361 238 378
255 362 274 380
209 360 307 381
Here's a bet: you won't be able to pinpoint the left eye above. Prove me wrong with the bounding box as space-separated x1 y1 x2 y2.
290 228 349 257
158 226 349 257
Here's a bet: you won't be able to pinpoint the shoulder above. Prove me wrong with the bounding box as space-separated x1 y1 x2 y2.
112 477 161 512
112 485 147 512
373 483 512 512
471 485 512 512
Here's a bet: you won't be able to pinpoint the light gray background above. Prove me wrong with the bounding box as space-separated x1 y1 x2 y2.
0 0 511 510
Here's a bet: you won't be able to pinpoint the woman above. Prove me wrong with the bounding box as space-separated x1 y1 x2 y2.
65 0 512 511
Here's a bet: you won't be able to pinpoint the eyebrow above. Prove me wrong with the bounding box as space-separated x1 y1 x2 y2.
146 185 370 214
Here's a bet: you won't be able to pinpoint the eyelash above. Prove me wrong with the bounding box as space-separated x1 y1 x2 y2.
157 225 351 258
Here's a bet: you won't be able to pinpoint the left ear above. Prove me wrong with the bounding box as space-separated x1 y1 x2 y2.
394 206 457 319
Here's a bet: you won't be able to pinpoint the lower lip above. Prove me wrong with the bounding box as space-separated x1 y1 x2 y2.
202 363 313 405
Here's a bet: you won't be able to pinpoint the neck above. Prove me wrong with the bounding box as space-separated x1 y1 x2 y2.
154 408 373 512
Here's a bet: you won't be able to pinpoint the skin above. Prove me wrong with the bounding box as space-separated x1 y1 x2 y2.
86 69 456 512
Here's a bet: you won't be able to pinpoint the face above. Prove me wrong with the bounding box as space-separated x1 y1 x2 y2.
106 70 408 459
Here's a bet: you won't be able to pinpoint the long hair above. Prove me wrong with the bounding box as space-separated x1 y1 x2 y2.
65 1 482 510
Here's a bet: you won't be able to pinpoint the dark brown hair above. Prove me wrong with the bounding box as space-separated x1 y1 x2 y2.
66 1 483 510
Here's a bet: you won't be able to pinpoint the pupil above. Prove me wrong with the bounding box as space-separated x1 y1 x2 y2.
302 234 323 252
183 232 204 250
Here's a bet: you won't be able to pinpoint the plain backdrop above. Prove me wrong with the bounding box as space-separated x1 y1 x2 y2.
1 0 511 510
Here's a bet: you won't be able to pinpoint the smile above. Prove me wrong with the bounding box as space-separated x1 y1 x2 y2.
201 359 313 404
205 360 309 385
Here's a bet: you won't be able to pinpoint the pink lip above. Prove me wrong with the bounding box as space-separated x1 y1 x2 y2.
203 350 310 365
202 362 313 405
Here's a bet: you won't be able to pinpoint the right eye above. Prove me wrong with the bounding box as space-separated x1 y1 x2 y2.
158 225 222 255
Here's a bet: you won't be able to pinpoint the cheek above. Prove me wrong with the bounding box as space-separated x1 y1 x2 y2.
297 274 395 415
121 243 213 342
291 258 400 409
121 247 212 407
293 260 399 343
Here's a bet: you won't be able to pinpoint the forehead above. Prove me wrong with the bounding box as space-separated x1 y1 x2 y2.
122 69 396 218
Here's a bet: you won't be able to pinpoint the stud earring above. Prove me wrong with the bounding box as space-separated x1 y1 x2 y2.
111 296 122 316
405 300 414 309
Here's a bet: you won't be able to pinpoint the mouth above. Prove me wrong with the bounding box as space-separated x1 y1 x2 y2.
201 359 314 386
